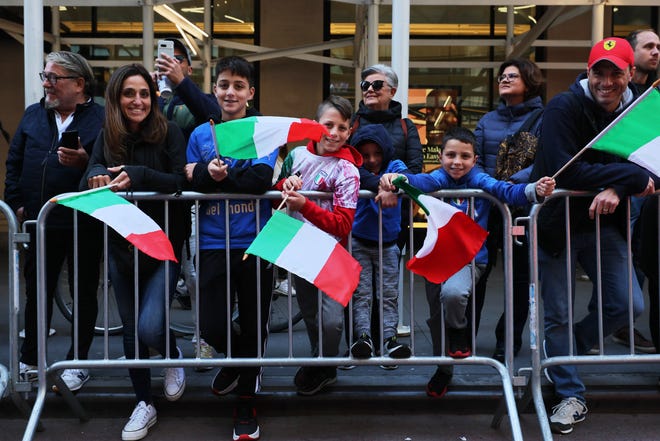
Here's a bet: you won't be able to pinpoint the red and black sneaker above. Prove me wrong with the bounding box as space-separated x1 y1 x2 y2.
426 367 452 398
233 401 260 441
447 327 472 358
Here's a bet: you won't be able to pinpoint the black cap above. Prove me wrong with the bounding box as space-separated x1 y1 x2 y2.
165 38 191 64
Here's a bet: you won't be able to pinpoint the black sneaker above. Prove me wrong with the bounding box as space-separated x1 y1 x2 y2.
350 333 374 359
492 347 505 363
384 336 412 359
212 367 240 396
337 349 356 370
233 403 260 440
294 366 337 396
447 327 471 358
426 367 452 398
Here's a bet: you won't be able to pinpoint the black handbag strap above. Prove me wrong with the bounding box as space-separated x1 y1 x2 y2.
515 108 543 135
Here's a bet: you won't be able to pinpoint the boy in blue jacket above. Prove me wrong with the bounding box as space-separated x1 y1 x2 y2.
381 126 554 396
350 124 412 362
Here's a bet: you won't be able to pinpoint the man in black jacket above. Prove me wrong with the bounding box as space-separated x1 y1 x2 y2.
530 37 654 435
5 51 103 393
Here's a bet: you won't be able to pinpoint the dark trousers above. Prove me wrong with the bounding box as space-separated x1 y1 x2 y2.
638 196 660 350
198 249 273 396
21 225 102 366
479 209 530 353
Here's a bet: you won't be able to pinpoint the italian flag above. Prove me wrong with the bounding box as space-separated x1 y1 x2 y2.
52 187 177 262
213 116 329 159
245 211 361 307
591 86 660 176
394 177 488 284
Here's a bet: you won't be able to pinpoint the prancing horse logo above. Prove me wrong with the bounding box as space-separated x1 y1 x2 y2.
604 39 616 51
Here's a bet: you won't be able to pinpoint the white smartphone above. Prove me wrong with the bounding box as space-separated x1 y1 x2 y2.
157 39 174 62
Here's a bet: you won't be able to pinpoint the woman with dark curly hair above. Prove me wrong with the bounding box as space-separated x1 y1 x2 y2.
83 63 190 441
475 57 544 363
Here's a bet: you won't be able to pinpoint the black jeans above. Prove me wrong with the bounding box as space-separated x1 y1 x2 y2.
198 249 273 396
638 196 660 350
21 224 102 365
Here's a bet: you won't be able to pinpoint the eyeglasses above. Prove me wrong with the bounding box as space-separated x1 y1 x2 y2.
173 55 187 64
360 80 388 92
39 72 80 85
497 72 521 83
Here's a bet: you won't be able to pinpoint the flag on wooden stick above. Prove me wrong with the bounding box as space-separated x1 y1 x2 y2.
245 211 360 307
53 187 177 262
394 177 488 284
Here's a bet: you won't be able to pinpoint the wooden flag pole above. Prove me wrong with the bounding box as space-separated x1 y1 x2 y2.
209 119 221 162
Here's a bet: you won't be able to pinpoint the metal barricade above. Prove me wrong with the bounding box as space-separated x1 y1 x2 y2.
22 189 524 441
0 200 32 414
526 190 660 440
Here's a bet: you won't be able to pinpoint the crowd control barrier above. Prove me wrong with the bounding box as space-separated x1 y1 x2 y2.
20 189 527 441
526 190 660 440
0 200 33 418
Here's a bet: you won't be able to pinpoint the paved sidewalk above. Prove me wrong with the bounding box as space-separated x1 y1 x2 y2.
2 232 660 440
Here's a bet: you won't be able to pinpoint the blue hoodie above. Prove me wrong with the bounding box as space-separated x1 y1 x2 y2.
351 124 409 244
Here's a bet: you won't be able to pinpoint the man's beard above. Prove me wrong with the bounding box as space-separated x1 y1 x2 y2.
637 64 658 76
44 96 60 109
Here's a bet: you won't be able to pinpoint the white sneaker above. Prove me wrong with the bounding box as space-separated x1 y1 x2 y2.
542 339 554 384
274 279 296 296
194 339 214 372
122 401 157 441
549 397 587 434
19 328 56 338
163 347 185 401
19 362 38 382
52 368 89 393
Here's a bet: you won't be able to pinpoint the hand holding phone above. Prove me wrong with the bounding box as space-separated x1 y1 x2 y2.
58 130 88 169
60 130 79 148
157 40 175 98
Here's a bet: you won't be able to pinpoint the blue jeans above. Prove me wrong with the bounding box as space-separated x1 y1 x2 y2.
351 239 400 341
109 253 180 403
539 225 644 401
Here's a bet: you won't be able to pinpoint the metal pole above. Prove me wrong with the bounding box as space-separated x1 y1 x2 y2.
143 0 155 69
24 0 44 108
591 3 604 44
506 6 514 57
203 0 212 94
367 0 380 67
51 6 61 52
391 0 410 117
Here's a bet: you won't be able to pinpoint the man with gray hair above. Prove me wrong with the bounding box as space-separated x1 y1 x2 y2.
5 51 104 394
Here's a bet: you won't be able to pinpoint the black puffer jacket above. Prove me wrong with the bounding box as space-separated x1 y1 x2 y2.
83 121 190 271
4 98 104 227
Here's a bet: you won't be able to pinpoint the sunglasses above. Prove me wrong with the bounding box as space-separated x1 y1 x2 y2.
173 55 187 64
360 80 388 92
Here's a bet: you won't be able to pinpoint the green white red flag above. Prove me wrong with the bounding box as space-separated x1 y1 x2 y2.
245 211 361 307
394 177 488 284
591 86 660 176
213 116 329 159
52 187 177 262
